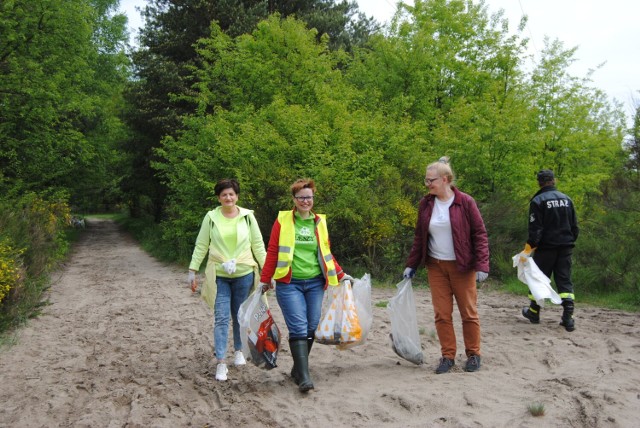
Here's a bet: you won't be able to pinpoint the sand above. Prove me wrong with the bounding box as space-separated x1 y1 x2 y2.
1 218 638 427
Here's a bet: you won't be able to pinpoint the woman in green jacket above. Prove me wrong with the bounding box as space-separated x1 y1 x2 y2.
188 179 266 381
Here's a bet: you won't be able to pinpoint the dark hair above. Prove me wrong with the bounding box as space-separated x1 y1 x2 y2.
290 178 316 196
536 169 555 185
214 179 240 196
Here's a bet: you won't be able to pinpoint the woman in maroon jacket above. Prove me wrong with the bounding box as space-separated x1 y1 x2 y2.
404 157 489 374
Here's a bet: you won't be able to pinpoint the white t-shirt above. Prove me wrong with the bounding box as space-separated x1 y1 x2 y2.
428 196 456 260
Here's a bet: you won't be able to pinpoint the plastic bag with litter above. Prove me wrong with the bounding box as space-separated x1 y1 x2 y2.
387 278 424 365
238 288 281 369
315 280 362 346
336 273 373 350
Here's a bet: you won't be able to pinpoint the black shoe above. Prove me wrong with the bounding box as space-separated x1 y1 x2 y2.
560 300 575 332
464 355 481 372
522 306 540 324
435 357 455 374
560 317 575 332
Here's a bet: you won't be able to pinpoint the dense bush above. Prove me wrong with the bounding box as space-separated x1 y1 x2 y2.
574 171 640 304
0 240 22 304
0 194 72 333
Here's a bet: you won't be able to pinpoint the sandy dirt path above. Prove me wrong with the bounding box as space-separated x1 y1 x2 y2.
1 218 639 427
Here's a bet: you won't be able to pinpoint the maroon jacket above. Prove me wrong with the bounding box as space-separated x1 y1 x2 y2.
405 187 489 273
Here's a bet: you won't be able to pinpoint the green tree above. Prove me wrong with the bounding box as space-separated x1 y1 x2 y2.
625 99 640 179
526 38 626 208
0 0 130 210
154 16 404 272
123 0 377 220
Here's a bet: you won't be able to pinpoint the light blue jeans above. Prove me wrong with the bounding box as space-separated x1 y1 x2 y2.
275 275 325 340
214 273 254 360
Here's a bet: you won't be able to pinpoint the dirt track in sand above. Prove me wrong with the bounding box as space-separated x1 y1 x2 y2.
1 218 639 428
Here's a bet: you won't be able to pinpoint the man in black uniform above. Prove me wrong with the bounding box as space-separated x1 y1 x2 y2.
521 170 579 332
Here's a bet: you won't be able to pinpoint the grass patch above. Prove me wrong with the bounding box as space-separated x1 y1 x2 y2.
375 300 388 308
527 402 545 417
86 213 127 221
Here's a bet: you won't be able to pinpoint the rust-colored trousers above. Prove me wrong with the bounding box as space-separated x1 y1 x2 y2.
426 257 481 359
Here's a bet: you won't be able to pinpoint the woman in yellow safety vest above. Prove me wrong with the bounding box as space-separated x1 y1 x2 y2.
260 178 352 392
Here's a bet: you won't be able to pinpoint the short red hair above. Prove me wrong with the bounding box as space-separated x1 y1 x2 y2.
290 178 316 196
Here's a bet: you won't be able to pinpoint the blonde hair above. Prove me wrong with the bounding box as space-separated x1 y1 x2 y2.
426 156 455 183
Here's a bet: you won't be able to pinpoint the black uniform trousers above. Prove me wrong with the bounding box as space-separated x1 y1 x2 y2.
533 247 575 300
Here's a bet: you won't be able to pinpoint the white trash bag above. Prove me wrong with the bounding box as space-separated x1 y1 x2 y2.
512 252 561 305
387 278 424 365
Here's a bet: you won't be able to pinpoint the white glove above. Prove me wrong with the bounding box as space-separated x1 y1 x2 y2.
221 259 237 275
476 271 488 282
188 270 195 284
403 267 416 278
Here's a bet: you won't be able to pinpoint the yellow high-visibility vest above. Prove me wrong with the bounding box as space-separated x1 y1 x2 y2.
274 210 339 286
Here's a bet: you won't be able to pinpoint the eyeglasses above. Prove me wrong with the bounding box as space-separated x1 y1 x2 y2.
294 196 314 202
424 177 440 185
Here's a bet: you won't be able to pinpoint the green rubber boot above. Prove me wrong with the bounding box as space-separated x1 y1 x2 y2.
289 339 314 392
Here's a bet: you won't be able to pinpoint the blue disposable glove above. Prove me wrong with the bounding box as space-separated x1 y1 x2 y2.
476 271 488 282
403 267 416 279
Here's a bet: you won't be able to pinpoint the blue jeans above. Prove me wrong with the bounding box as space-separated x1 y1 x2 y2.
214 273 254 360
276 275 325 340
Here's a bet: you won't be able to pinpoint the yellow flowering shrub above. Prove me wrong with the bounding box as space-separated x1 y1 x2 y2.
0 241 23 304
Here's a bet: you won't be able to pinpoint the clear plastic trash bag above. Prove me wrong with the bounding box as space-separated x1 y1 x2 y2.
387 278 424 365
238 288 281 369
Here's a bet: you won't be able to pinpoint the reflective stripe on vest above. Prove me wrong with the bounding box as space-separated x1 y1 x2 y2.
273 210 338 286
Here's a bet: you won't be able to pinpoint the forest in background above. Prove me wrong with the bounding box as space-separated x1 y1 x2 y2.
1 0 639 334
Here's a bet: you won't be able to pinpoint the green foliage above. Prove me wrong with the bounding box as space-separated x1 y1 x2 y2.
0 240 22 304
575 169 640 304
123 0 375 221
0 0 131 211
0 194 73 334
526 38 625 210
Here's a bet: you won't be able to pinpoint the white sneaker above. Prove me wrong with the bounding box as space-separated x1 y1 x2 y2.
234 351 246 366
215 363 228 381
